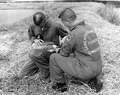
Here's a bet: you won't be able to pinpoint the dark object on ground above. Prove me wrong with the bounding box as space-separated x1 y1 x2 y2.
52 82 68 92
70 77 102 93
88 77 103 93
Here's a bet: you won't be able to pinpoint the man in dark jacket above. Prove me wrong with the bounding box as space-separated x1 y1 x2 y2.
17 12 68 82
49 8 103 92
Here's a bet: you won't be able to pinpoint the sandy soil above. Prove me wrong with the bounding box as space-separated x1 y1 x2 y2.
0 2 120 95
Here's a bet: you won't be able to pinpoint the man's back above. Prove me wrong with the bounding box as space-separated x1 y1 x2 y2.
71 23 102 77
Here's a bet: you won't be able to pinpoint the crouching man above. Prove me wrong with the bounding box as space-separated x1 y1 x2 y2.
49 8 103 93
13 12 68 83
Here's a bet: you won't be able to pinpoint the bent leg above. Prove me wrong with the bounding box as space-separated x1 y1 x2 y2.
50 53 95 83
29 49 53 78
50 54 77 83
18 60 38 79
29 49 51 69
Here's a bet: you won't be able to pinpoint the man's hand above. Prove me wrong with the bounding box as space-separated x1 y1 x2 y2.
46 45 59 53
52 45 60 53
55 48 60 53
32 39 44 49
60 36 67 46
34 39 44 46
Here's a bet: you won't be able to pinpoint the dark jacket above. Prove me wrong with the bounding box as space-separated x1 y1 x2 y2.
28 20 68 46
59 21 102 76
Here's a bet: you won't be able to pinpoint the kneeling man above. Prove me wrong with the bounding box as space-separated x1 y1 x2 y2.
49 8 103 93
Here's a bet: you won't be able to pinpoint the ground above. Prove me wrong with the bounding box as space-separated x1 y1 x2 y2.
0 2 120 95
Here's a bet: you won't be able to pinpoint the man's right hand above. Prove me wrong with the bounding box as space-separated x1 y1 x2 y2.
60 36 67 46
34 39 44 46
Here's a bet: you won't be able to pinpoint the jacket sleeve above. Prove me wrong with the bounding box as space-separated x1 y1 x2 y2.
57 24 68 38
28 25 36 43
59 34 76 57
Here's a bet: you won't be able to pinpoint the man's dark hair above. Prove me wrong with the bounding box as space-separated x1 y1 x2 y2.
58 8 76 21
33 12 45 26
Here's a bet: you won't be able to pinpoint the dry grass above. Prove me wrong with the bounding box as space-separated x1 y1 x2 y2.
0 2 120 95
97 4 120 26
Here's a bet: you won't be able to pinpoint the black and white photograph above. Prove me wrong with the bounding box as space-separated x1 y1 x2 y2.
0 0 120 95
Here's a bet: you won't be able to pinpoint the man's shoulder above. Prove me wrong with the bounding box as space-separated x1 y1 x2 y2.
49 20 60 28
29 23 36 28
78 24 94 32
73 26 85 36
73 26 94 38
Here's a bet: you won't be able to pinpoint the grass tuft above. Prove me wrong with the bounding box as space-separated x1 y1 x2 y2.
97 4 120 26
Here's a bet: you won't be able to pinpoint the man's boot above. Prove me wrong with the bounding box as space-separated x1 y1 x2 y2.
88 77 103 93
52 82 68 92
40 68 51 84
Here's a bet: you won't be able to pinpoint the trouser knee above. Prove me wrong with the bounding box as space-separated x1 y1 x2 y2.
50 53 59 65
42 50 53 62
29 49 36 59
29 49 44 60
50 53 60 60
50 54 56 61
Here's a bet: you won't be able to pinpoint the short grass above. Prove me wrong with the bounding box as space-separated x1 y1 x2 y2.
0 2 120 95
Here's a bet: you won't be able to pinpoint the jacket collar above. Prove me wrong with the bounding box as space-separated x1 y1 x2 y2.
70 21 85 31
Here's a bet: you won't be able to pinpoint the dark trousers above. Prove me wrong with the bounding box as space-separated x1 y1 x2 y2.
18 49 54 79
50 53 97 83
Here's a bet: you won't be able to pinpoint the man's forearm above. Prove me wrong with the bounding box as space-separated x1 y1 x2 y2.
30 37 36 43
